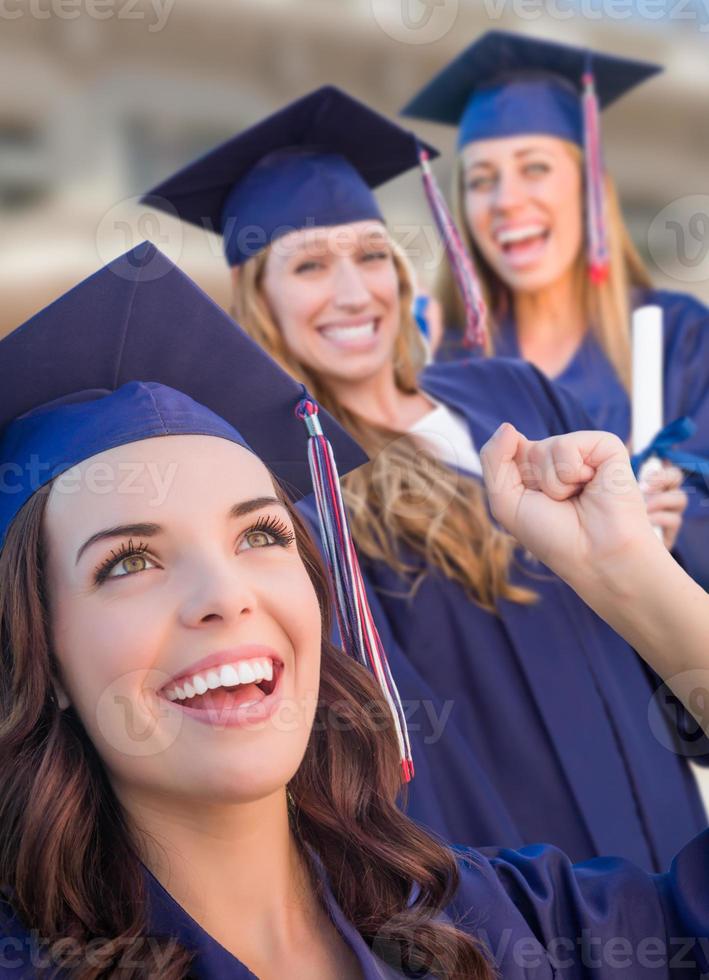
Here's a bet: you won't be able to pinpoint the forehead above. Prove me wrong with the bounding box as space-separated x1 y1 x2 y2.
44 435 275 538
462 134 569 167
269 219 389 261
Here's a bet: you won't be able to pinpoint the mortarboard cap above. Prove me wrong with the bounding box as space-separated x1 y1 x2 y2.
143 85 487 348
0 241 365 539
0 243 412 780
401 30 661 148
142 85 439 268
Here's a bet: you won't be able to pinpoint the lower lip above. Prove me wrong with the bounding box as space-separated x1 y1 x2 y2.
497 232 550 270
318 321 379 351
160 672 284 729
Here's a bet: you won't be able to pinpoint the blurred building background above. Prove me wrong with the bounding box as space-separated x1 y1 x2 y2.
3 0 709 335
2 0 709 809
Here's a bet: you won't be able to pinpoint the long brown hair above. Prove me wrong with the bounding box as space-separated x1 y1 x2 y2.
234 241 534 610
0 482 493 979
438 142 652 390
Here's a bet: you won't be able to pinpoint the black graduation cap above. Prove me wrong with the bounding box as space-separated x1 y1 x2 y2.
142 85 439 267
0 241 366 546
401 30 662 146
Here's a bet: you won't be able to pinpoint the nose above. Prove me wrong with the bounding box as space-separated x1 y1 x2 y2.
331 257 371 310
177 552 257 629
492 168 526 213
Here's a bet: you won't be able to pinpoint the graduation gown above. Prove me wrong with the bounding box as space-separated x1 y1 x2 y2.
1 830 708 978
303 357 707 872
436 287 709 589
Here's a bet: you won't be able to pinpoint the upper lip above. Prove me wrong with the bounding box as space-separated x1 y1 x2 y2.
159 645 284 693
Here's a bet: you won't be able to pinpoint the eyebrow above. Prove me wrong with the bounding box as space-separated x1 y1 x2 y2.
466 147 551 171
74 495 285 565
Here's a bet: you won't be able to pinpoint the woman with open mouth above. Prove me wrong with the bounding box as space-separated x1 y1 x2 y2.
143 87 708 874
1 243 709 980
403 30 709 591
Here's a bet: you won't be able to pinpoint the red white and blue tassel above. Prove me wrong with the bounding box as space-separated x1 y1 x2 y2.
418 145 487 350
296 397 414 783
582 61 610 285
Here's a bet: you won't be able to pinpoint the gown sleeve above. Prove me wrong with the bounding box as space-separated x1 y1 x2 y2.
449 829 709 979
658 290 709 591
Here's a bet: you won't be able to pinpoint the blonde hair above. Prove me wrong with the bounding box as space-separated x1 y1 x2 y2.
233 237 534 611
438 143 652 390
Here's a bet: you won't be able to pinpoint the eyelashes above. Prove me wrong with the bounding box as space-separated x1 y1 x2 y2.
91 514 296 586
94 538 152 585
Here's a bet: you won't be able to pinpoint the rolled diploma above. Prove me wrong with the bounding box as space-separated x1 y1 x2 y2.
632 305 664 537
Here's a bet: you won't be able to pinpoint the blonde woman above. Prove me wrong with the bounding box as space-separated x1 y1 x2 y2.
144 86 708 871
403 30 709 589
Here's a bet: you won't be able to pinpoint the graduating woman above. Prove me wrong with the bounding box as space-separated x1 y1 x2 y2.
402 31 709 589
143 87 708 871
0 243 708 980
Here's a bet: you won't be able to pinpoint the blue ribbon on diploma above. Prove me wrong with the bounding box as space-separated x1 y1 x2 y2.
630 416 709 477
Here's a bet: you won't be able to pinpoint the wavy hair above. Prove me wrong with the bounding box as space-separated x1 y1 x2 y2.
437 142 652 390
0 482 493 979
233 239 534 610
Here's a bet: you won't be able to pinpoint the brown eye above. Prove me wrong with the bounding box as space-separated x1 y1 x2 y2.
107 554 155 578
240 529 276 550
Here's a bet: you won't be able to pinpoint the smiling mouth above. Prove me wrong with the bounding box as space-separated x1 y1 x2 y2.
161 658 284 713
317 319 379 347
494 224 550 259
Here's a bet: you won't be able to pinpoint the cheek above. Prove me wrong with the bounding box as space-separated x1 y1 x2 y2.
464 192 493 242
268 280 324 352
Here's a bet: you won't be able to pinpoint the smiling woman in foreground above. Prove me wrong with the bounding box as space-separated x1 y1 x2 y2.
0 245 708 979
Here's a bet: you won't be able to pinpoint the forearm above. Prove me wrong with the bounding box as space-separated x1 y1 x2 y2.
573 535 709 723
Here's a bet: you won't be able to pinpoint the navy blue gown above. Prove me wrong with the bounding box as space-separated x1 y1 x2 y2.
436 288 709 589
302 358 707 872
1 830 708 977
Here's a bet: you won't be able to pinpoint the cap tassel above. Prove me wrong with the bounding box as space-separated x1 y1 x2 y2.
582 64 610 285
418 145 487 350
296 397 414 783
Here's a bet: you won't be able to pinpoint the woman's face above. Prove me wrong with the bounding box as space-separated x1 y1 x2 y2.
43 435 322 809
261 220 401 389
462 135 584 295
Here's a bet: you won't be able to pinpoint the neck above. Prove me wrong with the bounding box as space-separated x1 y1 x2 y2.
513 267 586 346
119 785 318 960
331 364 432 432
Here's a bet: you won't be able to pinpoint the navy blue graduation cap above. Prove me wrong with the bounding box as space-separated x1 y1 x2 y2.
0 243 412 780
143 85 487 348
402 31 662 284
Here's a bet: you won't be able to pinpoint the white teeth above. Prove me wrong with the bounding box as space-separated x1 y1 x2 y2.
219 664 239 687
206 670 221 689
192 675 208 695
321 321 376 342
165 657 278 703
496 225 547 245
